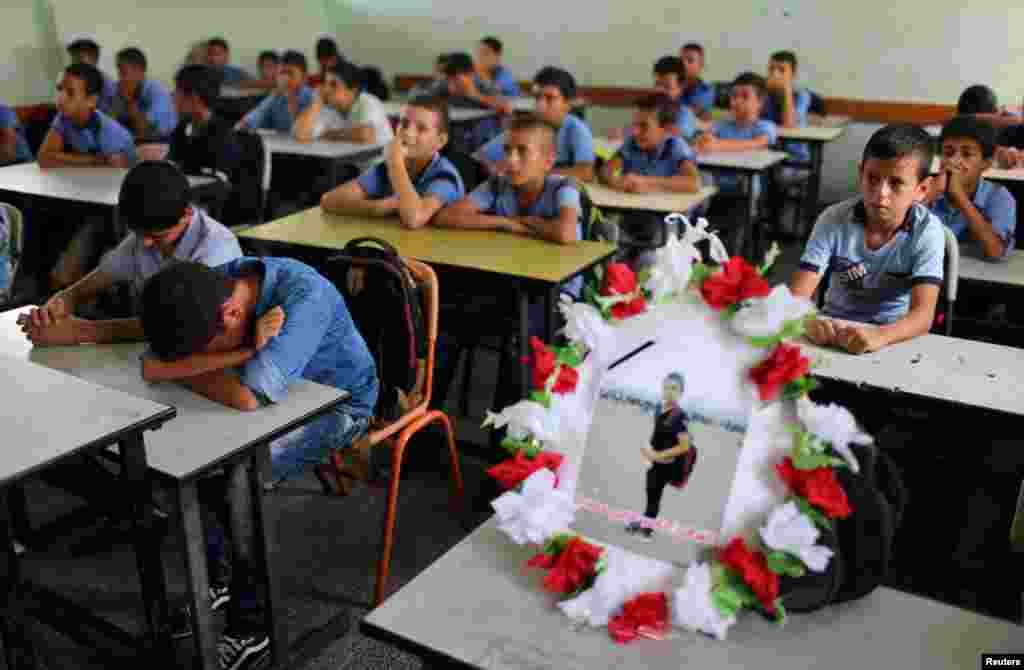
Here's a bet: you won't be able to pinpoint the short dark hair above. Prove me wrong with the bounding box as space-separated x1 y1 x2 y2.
64 63 104 98
207 37 229 52
408 95 450 135
67 38 100 61
681 42 704 56
506 112 557 148
116 47 147 70
940 115 999 159
281 50 308 72
316 37 339 60
770 50 798 73
732 71 767 99
141 261 234 361
480 36 503 54
119 161 191 233
636 94 678 127
653 56 686 81
862 123 935 182
331 60 362 90
258 50 279 65
175 64 220 107
957 84 999 115
444 52 474 76
533 66 576 101
435 53 451 67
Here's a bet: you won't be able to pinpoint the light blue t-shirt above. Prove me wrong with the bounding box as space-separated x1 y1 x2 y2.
50 110 136 161
357 152 465 205
708 118 778 194
0 104 32 164
110 78 178 139
799 198 946 325
674 101 699 140
681 80 716 116
615 135 695 177
477 65 521 97
477 113 595 169
241 86 314 132
931 177 1016 260
99 71 118 116
762 86 811 162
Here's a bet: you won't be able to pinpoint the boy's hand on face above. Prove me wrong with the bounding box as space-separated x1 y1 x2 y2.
255 305 286 351
386 137 407 165
945 168 970 209
836 324 885 355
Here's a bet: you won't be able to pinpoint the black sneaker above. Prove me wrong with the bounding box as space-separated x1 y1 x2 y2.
170 585 232 639
625 521 641 535
638 527 655 541
218 632 270 670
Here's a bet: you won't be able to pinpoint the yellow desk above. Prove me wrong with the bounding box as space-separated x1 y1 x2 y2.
240 207 617 392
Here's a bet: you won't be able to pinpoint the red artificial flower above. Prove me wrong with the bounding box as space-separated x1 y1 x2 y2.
527 536 604 595
610 295 647 320
699 257 771 310
529 337 580 394
487 450 565 490
748 343 811 401
776 457 853 519
601 262 638 297
718 538 779 615
608 592 669 644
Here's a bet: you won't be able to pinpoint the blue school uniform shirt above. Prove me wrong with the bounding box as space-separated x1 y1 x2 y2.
50 110 136 160
477 113 596 169
241 86 314 132
110 78 178 139
98 71 117 115
931 177 1016 260
0 104 32 163
215 64 252 86
799 197 946 325
357 152 465 204
615 135 695 177
476 65 520 97
681 79 715 116
762 86 811 162
707 119 777 194
674 100 699 140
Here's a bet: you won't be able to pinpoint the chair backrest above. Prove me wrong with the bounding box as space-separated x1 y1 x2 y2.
0 202 23 298
225 131 267 227
401 257 438 410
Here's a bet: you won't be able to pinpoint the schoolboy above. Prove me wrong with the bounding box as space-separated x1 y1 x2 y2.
19 162 242 346
790 123 945 354
206 36 253 86
607 57 698 143
762 50 811 163
956 84 1021 132
315 36 343 83
679 43 715 120
0 103 32 164
237 50 314 132
443 51 511 115
321 96 464 229
257 50 279 85
66 37 116 114
293 60 393 144
112 47 177 141
695 71 777 185
139 257 377 669
167 65 242 176
475 36 521 97
476 67 595 181
929 116 1016 260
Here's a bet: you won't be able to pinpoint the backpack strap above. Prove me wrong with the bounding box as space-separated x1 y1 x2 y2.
343 236 400 258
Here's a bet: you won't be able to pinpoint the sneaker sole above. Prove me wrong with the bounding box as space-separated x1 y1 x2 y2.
224 637 270 670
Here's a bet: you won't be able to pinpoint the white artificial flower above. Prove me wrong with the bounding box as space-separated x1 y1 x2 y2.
796 397 870 473
673 214 729 264
558 546 676 627
491 468 577 545
759 501 833 572
673 562 737 640
645 234 699 301
482 400 559 444
559 296 613 354
730 285 814 339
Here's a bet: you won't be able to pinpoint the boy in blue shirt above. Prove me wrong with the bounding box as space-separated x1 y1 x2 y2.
679 43 715 120
762 50 811 163
237 50 314 133
206 36 253 87
0 103 31 164
477 67 595 182
607 57 699 143
791 123 945 354
322 96 465 229
475 36 521 97
66 37 116 114
257 51 279 86
112 47 177 141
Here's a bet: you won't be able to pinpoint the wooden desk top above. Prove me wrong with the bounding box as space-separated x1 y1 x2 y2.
0 163 215 206
239 207 616 284
586 183 717 213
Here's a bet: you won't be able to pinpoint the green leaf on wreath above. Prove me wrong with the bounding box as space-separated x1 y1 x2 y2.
781 376 819 400
500 436 529 456
772 599 787 623
794 496 833 530
529 390 552 408
720 303 742 321
690 263 714 287
765 550 807 578
791 448 845 471
637 268 653 287
554 344 584 368
747 334 782 348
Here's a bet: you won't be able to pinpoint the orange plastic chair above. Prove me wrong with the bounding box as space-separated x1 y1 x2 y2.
328 257 464 606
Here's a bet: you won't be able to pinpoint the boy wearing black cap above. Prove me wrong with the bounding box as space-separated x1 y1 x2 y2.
19 161 241 346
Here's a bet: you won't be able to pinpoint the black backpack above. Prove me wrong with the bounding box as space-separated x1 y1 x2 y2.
780 443 908 612
323 238 426 422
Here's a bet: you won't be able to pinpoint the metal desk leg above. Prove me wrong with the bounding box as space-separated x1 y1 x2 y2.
544 286 558 345
518 289 530 398
805 142 825 239
175 478 219 670
119 432 171 657
745 173 757 260
0 491 35 670
248 446 285 665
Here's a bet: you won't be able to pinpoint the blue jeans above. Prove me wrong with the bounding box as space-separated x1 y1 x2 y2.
267 400 371 485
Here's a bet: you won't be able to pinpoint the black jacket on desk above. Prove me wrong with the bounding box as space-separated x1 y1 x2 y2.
167 114 242 176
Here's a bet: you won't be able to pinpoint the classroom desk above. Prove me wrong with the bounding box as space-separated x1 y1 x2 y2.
0 349 174 667
254 130 386 194
0 309 349 670
238 207 616 394
959 249 1024 289
586 183 717 214
213 88 268 124
363 518 1022 670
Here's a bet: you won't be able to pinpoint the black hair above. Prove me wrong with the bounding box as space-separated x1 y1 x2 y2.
636 94 679 127
408 95 450 135
533 66 577 101
681 42 704 56
281 50 308 72
316 37 340 60
506 112 558 148
258 50 279 65
64 62 104 98
862 123 935 182
175 64 220 108
444 52 474 76
207 37 229 52
770 50 798 73
331 60 362 91
940 115 998 160
653 55 686 81
116 47 147 70
118 161 191 233
141 261 234 361
957 84 999 115
732 71 767 99
480 36 503 54
67 38 100 61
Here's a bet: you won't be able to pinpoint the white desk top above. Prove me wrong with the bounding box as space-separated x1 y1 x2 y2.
0 352 173 486
776 125 845 142
959 249 1024 288
0 163 215 207
593 138 787 173
219 87 269 100
381 101 496 124
255 130 386 161
365 519 1022 670
929 156 1024 183
586 183 717 213
0 309 348 480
